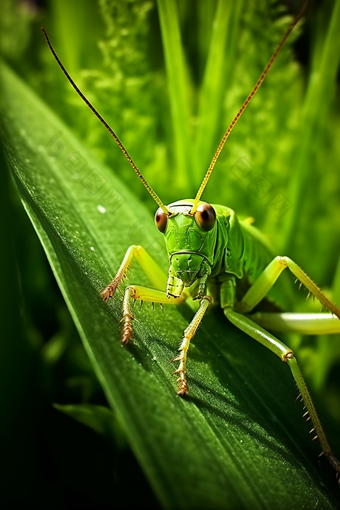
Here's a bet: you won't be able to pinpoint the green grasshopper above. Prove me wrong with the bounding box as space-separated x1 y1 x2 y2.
42 0 340 480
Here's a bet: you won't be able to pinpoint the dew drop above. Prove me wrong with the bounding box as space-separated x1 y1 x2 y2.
97 205 106 214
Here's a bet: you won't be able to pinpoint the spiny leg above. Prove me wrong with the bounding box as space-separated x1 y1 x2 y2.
101 245 168 301
249 312 340 335
102 245 190 344
101 245 198 387
122 285 206 394
236 256 340 319
172 296 211 395
121 285 189 344
122 286 134 345
224 307 340 479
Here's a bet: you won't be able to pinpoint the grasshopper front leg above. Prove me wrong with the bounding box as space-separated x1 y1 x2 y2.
101 245 168 300
102 245 209 394
119 282 210 393
121 284 187 344
101 244 187 342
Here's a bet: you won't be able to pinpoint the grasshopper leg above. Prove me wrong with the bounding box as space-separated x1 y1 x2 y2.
224 307 340 480
102 245 207 394
121 285 188 344
237 256 340 319
102 244 179 342
101 245 168 301
121 284 209 395
249 312 340 334
172 296 211 395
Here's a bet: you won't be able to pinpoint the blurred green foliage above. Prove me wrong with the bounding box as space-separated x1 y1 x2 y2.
1 0 340 507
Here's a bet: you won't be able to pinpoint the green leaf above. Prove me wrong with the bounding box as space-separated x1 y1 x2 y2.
156 0 192 193
1 61 339 509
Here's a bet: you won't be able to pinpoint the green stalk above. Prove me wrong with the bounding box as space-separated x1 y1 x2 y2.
194 0 243 183
284 0 340 252
156 0 192 194
50 0 100 71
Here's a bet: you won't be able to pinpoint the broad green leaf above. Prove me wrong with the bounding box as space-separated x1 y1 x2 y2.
1 61 339 509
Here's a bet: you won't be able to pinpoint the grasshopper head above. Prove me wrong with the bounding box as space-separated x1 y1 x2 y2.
155 200 217 298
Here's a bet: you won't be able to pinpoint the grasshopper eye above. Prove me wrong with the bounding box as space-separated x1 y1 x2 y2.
155 208 168 233
195 203 216 232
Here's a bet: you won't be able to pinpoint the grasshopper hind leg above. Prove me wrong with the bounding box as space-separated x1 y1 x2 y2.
223 306 340 482
224 255 340 481
237 256 340 319
248 312 340 334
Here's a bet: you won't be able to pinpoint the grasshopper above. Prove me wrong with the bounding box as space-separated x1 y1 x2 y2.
42 0 340 480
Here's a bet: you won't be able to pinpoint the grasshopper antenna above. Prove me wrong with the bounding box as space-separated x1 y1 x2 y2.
191 0 311 214
41 27 169 215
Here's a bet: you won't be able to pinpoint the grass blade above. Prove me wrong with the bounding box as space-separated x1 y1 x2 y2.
156 0 192 193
